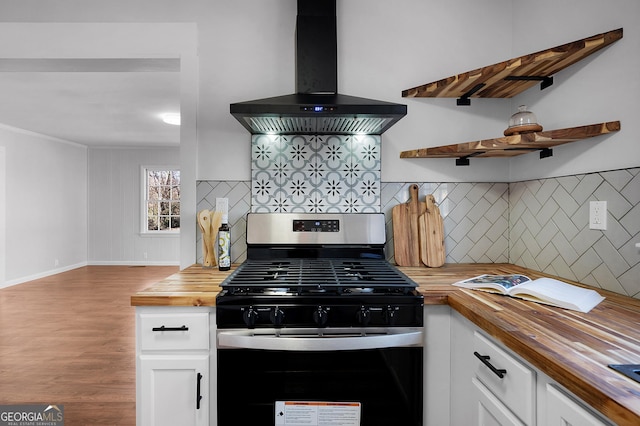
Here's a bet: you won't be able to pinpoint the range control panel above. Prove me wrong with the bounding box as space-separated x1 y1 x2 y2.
293 219 339 232
245 213 386 246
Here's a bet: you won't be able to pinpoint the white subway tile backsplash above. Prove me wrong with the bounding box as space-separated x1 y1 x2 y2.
197 167 639 299
536 179 558 204
602 169 633 193
619 265 640 295
571 174 599 203
511 167 640 298
621 204 640 236
621 173 640 204
556 175 580 194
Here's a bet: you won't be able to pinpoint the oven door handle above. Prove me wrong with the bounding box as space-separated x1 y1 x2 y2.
217 328 423 351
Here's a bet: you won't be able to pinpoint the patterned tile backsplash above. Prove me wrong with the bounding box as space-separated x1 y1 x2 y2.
251 134 381 212
197 164 639 299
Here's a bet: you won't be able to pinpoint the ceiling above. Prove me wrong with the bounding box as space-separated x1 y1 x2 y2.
0 58 181 147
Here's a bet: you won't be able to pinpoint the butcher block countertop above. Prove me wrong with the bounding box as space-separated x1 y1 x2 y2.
131 263 640 425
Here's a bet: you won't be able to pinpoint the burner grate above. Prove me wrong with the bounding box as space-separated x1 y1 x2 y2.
220 258 417 295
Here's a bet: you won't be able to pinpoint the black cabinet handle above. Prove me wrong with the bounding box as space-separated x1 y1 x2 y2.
151 325 189 332
196 373 203 409
474 351 507 378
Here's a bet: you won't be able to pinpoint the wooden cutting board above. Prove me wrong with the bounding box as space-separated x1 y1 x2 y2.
392 184 424 266
419 194 446 267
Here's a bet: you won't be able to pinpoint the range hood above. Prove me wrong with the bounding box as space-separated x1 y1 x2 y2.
230 0 407 135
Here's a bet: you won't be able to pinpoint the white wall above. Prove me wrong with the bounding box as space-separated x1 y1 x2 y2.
88 147 180 265
0 22 198 271
0 146 5 284
0 125 87 286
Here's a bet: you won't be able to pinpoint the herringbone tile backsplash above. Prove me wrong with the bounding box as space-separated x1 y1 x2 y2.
509 168 639 298
197 167 639 299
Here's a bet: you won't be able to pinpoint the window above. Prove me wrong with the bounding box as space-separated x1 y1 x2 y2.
142 167 180 233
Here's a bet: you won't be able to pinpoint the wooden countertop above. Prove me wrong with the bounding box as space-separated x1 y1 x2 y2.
403 264 640 426
131 263 640 425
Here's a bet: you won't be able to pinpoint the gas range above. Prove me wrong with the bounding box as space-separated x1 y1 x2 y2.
215 213 423 329
215 213 425 426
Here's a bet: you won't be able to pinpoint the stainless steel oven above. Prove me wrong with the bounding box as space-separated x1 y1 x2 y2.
216 213 424 426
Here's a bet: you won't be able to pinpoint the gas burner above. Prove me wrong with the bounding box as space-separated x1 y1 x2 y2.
344 287 375 294
262 270 288 280
262 287 292 295
344 271 373 281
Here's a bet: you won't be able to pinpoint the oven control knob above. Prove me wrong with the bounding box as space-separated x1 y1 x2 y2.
383 306 398 325
313 306 329 327
356 306 371 326
270 307 285 326
242 307 259 328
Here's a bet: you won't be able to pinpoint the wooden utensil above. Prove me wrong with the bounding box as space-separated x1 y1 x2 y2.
197 209 216 267
419 194 446 267
197 209 208 263
392 184 424 266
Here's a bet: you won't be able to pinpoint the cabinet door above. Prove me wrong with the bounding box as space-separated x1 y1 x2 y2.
473 331 535 425
140 354 209 426
473 378 526 426
545 384 611 426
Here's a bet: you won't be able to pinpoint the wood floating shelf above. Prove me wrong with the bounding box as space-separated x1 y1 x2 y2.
402 28 623 105
399 121 620 165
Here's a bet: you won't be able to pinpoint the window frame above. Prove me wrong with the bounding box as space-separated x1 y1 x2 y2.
140 165 181 235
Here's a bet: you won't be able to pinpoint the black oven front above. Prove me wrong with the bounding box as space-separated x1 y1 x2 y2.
216 327 423 425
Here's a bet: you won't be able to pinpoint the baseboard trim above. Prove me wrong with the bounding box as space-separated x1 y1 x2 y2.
1 261 88 289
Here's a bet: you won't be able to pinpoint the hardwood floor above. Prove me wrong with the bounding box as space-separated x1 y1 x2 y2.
0 265 178 425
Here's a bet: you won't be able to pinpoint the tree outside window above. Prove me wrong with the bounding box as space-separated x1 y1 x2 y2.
144 167 180 232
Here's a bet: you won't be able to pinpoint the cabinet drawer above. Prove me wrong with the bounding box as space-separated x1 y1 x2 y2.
140 312 209 351
473 331 534 425
546 384 612 426
472 377 526 426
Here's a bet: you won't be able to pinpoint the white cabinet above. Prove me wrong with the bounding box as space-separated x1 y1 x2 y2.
136 307 214 426
140 355 209 426
423 305 453 426
544 383 612 426
449 310 534 425
472 377 526 426
139 312 210 351
472 331 535 425
447 310 613 426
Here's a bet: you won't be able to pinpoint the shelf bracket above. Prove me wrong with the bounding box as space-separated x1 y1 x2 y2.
456 147 553 165
539 147 553 158
503 75 554 90
456 152 484 166
504 146 554 159
457 83 485 106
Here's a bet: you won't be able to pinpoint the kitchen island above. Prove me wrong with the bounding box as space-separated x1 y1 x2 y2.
132 263 640 425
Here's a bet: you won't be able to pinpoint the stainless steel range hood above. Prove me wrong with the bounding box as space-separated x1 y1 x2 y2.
230 0 407 135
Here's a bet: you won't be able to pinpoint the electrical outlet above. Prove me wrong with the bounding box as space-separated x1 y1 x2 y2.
589 201 607 230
